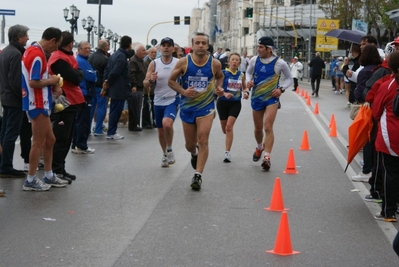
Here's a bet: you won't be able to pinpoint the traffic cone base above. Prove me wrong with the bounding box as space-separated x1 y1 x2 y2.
266 211 300 256
283 148 298 174
299 130 311 150
264 177 289 212
306 97 311 106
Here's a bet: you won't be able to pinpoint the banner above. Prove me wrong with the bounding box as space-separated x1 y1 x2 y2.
352 19 368 35
315 19 339 52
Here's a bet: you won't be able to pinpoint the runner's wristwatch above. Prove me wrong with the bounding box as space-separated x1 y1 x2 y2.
279 87 285 93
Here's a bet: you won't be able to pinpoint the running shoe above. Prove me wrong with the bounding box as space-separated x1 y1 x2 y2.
43 175 68 188
190 174 202 191
167 151 175 165
374 212 397 222
23 177 51 191
261 156 271 171
253 147 263 162
161 155 169 167
223 151 231 163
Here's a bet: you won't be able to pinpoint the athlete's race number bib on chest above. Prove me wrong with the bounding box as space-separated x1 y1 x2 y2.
188 76 208 92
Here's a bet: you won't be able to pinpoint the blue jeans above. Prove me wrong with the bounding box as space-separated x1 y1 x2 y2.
107 99 124 136
90 87 108 134
0 106 24 172
72 96 91 150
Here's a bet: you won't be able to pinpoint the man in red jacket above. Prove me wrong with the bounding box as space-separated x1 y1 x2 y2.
48 31 85 183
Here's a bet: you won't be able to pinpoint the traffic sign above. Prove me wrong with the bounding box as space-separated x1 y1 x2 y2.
0 9 15 16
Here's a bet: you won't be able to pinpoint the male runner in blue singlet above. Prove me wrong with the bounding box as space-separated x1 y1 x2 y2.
168 33 224 190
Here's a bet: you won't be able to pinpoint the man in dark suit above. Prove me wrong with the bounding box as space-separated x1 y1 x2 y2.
308 52 325 97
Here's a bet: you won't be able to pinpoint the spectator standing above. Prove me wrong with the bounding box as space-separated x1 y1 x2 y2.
103 35 133 140
289 56 303 92
309 52 325 97
47 31 85 182
245 36 292 170
143 47 157 128
0 24 29 178
89 39 109 136
213 47 222 59
21 27 68 190
330 56 337 89
144 37 179 167
168 32 225 190
128 45 147 131
71 41 97 154
334 57 344 94
240 51 250 74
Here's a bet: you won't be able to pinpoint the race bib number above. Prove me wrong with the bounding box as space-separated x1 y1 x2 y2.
226 78 241 92
188 76 208 92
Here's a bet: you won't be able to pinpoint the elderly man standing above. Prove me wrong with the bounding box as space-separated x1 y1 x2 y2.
103 35 133 139
48 31 85 182
289 56 303 91
128 45 147 131
89 39 109 136
71 41 97 154
0 24 29 178
143 47 157 128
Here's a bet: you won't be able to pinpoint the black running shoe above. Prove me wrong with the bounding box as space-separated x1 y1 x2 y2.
261 156 271 171
253 148 263 162
63 171 76 181
191 153 198 170
190 174 202 191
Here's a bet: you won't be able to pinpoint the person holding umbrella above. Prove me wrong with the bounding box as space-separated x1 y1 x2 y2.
144 37 179 167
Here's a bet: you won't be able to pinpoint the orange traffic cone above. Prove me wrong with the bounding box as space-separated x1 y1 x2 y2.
304 91 308 99
329 114 335 128
313 102 319 114
283 148 298 174
300 88 304 97
264 177 289 212
266 211 300 256
299 130 311 150
296 87 299 94
329 119 337 137
306 96 311 106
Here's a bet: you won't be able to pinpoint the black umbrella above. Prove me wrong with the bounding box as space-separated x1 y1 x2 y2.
324 29 365 44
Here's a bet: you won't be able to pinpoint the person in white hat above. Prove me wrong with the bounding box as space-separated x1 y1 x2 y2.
289 56 303 91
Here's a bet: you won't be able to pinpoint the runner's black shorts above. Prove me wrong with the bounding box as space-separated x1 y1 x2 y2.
216 99 242 120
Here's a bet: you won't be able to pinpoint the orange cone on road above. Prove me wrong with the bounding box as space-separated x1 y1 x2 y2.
301 88 304 97
266 211 300 256
283 148 298 174
299 130 311 150
313 102 319 114
296 87 299 94
329 114 335 128
264 177 289 212
329 119 338 137
306 96 311 106
304 91 308 99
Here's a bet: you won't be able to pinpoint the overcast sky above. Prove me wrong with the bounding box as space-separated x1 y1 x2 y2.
1 0 204 48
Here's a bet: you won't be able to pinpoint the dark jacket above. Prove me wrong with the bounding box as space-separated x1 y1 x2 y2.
309 56 325 76
0 41 25 108
104 47 131 101
354 64 377 103
88 48 108 88
144 57 155 95
364 60 391 100
129 54 146 91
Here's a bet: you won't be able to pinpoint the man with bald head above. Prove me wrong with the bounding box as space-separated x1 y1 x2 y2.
89 39 109 136
128 45 147 131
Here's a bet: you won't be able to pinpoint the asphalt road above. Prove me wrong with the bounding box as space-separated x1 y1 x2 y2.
0 78 398 267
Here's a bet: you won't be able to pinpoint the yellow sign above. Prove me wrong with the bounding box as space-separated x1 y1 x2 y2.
316 19 339 52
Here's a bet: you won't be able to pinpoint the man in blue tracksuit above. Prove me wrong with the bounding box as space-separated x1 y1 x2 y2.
72 41 97 153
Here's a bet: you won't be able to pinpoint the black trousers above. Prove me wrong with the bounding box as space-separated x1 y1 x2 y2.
311 74 321 95
51 108 78 174
20 112 32 164
293 78 299 91
380 152 399 217
127 91 143 130
142 94 155 127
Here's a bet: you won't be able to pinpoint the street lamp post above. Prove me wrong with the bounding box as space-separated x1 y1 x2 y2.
82 16 95 44
105 29 113 43
63 5 80 39
112 33 119 52
93 24 105 46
